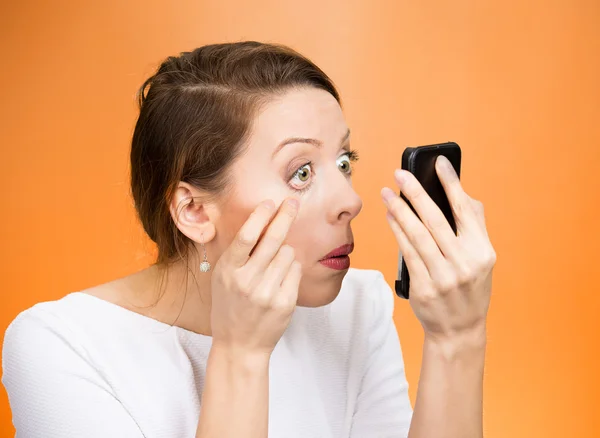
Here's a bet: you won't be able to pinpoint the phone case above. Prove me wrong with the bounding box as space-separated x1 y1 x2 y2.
395 142 462 299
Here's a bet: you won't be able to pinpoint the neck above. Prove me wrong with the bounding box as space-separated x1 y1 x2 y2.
125 253 214 336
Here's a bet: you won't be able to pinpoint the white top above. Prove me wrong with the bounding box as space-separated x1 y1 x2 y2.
2 268 413 438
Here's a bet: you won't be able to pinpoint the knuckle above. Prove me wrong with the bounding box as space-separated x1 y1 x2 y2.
272 296 293 312
407 226 429 244
279 244 295 260
452 199 467 216
415 290 437 307
488 249 497 266
238 283 252 298
456 265 475 285
434 274 458 293
481 248 497 269
253 294 271 309
390 202 405 220
451 179 464 192
234 271 252 296
263 233 284 248
472 199 485 216
406 184 422 201
424 215 448 232
401 251 416 265
237 231 255 248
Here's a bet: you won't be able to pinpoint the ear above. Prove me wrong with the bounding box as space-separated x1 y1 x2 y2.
169 182 216 244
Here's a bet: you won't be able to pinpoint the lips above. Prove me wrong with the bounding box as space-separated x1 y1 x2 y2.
319 243 354 271
321 243 354 260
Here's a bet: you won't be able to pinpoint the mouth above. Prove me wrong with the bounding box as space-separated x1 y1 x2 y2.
319 243 354 271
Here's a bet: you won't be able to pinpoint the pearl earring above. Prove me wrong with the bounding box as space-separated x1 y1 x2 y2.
199 234 211 273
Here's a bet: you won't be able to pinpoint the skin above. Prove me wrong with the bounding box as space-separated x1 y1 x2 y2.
85 86 496 438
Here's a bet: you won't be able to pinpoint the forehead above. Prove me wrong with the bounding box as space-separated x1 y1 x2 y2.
249 87 348 149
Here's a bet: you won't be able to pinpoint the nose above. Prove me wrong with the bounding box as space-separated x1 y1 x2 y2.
325 171 363 225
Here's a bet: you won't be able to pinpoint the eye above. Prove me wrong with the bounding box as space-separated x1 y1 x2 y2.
289 162 313 191
337 155 351 174
296 164 311 182
337 150 359 175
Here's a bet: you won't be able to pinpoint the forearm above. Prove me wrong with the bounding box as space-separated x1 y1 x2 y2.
196 344 271 438
408 328 487 438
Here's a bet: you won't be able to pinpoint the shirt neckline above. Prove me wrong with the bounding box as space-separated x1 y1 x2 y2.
66 291 214 341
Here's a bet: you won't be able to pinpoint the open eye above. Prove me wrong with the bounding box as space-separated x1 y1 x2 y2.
337 150 359 175
337 155 351 174
295 164 311 182
289 162 313 190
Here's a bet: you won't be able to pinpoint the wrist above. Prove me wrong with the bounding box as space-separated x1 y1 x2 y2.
209 342 272 373
424 324 487 362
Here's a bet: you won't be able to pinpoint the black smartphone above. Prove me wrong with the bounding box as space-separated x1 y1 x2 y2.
395 142 462 299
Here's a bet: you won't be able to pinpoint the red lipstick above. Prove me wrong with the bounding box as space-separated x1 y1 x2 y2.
319 243 354 271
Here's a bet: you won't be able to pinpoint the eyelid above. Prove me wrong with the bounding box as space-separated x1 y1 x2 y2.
287 161 312 183
288 162 313 193
340 148 359 161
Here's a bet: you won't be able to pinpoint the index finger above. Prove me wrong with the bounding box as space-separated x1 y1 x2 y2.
245 198 299 273
434 155 478 233
226 199 277 267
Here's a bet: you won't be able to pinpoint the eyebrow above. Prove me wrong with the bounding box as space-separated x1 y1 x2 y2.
273 129 351 156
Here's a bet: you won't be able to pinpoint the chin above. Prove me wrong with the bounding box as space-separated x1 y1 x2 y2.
296 269 348 308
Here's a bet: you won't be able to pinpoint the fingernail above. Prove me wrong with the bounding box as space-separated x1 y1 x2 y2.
437 155 451 169
381 187 396 204
394 169 407 183
287 198 300 210
262 199 276 210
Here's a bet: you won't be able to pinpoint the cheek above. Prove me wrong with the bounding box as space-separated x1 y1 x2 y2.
217 199 259 247
283 210 322 264
216 190 289 250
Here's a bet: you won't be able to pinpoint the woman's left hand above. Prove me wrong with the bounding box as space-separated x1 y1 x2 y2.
381 155 496 347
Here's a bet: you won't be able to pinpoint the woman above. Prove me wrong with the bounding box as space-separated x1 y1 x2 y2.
2 41 496 438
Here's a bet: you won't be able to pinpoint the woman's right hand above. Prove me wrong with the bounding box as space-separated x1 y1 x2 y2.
209 198 302 358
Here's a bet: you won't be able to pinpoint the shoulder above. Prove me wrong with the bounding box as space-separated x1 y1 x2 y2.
1 295 114 405
2 291 150 374
4 296 75 344
4 293 108 343
2 295 92 371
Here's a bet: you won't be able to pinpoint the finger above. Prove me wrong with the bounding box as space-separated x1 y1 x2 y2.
385 211 429 282
469 198 491 239
434 156 479 234
393 169 462 264
280 260 302 307
386 211 465 311
246 198 299 274
382 187 451 279
262 244 296 293
228 199 277 267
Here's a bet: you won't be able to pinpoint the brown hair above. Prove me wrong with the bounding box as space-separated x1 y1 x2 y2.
130 41 340 265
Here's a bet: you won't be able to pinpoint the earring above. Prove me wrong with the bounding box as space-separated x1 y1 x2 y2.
199 234 211 273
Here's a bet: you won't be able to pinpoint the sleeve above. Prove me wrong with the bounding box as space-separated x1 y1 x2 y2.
350 272 414 438
1 307 144 438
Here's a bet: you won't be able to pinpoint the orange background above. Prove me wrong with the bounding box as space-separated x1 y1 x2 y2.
1 1 599 437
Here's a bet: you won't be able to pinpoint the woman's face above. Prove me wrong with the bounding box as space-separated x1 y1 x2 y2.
217 87 363 307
